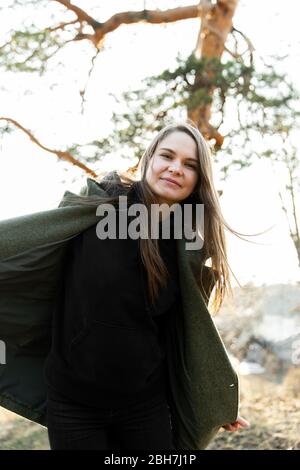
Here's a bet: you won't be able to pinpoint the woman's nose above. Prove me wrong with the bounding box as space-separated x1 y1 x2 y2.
169 162 183 174
169 164 182 173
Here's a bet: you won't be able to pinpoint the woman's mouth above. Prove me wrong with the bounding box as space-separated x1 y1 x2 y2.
160 177 181 188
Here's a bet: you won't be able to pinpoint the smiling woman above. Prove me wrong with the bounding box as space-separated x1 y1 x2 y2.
0 119 255 450
145 131 199 206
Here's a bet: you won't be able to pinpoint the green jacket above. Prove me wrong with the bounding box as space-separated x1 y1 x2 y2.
0 175 239 450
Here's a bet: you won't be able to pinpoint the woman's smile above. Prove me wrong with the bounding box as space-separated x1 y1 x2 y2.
160 177 181 188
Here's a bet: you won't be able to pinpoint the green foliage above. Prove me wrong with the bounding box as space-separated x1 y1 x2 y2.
94 51 299 181
0 122 14 135
151 54 254 110
0 1 77 75
1 28 65 74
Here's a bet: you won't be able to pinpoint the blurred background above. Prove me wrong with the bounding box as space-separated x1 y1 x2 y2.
0 0 299 449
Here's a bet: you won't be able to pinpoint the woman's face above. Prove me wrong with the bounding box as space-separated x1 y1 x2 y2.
145 131 199 205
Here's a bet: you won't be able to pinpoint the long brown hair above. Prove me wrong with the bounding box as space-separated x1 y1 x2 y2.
62 120 272 313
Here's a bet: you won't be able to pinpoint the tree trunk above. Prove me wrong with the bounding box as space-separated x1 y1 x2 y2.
189 0 239 147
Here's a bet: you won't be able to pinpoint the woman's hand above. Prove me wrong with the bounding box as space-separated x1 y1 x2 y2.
222 415 250 432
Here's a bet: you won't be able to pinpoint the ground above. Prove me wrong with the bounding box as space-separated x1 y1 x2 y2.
0 370 299 450
208 370 300 450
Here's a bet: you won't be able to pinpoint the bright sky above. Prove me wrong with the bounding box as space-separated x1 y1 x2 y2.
0 0 299 286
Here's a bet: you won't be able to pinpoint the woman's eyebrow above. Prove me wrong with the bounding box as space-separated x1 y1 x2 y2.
159 147 198 162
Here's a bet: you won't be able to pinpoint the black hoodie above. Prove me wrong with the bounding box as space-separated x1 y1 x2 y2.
44 182 180 408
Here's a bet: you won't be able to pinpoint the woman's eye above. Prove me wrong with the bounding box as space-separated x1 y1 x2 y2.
161 154 197 170
186 163 197 169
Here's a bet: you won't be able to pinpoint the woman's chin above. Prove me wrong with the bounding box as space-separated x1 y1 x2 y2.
150 184 183 205
156 195 180 206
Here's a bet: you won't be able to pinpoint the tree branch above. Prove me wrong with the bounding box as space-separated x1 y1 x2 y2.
46 18 79 33
53 0 101 29
232 26 255 65
0 40 11 51
93 4 205 48
3 3 212 65
0 117 97 177
80 48 101 114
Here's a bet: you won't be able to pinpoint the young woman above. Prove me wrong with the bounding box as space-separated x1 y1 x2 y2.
42 121 250 450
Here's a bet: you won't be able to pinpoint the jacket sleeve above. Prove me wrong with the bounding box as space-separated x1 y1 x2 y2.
0 181 109 425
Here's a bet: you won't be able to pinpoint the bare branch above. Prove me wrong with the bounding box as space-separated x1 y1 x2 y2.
53 0 101 29
46 18 79 33
73 33 95 42
92 4 206 48
232 26 255 65
0 40 11 51
80 49 101 114
223 44 243 60
41 38 75 61
232 26 255 52
0 117 97 177
276 180 293 235
3 3 210 63
216 89 226 130
283 148 300 247
12 38 75 70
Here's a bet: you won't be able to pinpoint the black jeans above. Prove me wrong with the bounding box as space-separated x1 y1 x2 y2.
46 387 175 450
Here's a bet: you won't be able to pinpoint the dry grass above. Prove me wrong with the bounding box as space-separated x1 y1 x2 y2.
0 409 49 450
208 368 300 450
